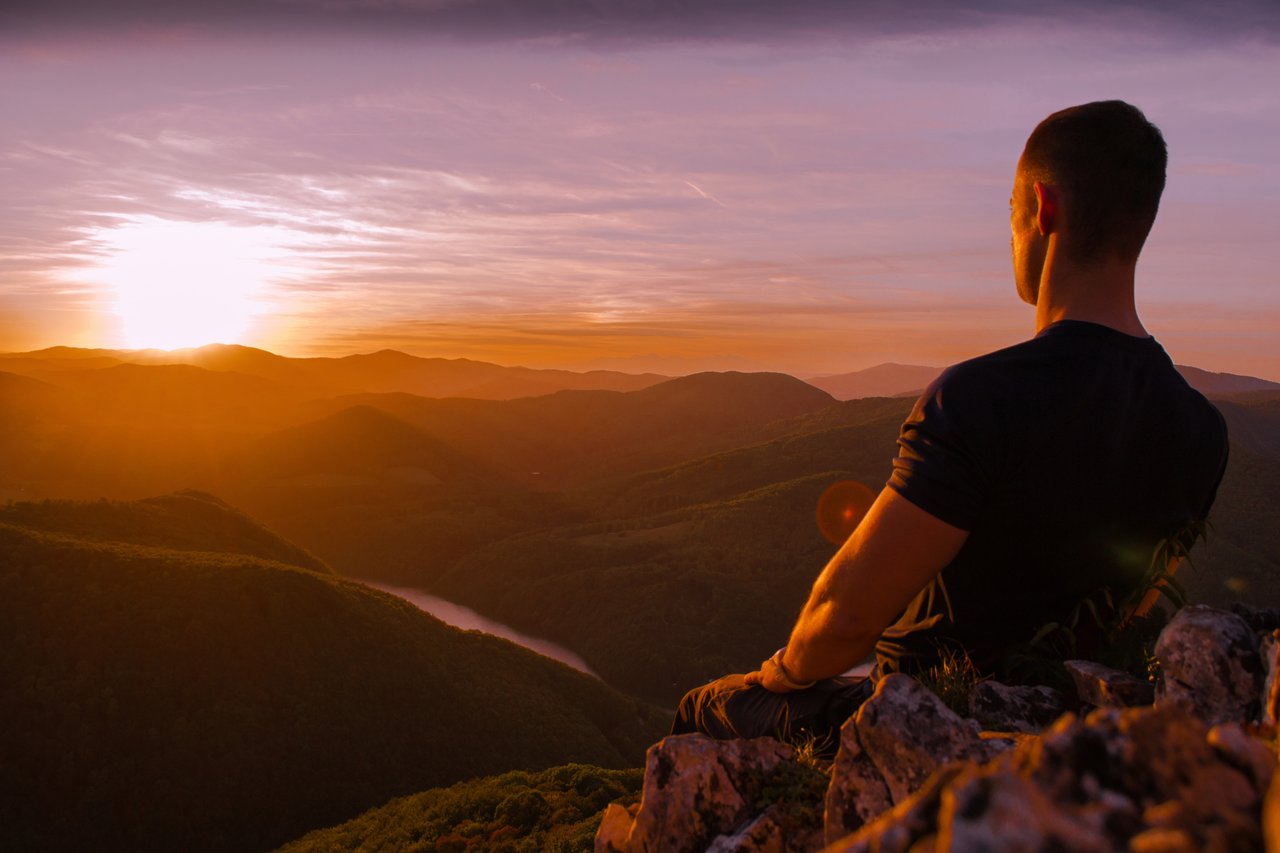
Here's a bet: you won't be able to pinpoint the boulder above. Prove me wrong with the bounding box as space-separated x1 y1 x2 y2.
595 734 792 853
1231 602 1280 634
1065 659 1155 709
1265 767 1280 853
823 717 892 846
938 766 1116 852
827 705 1268 853
823 765 963 853
853 674 990 804
969 680 1069 732
1154 605 1262 726
1207 722 1276 795
705 804 821 853
1262 630 1280 727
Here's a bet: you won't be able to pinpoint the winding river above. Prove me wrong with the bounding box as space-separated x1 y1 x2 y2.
367 582 599 678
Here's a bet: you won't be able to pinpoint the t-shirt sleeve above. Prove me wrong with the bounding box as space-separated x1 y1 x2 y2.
1199 403 1230 519
886 367 1002 531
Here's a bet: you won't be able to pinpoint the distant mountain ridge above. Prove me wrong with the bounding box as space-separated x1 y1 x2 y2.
807 363 942 400
810 361 1280 401
0 344 671 401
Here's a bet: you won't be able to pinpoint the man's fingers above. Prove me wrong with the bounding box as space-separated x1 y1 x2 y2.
743 670 762 686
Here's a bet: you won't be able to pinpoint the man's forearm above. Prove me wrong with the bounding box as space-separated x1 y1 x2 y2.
748 488 968 693
780 589 880 683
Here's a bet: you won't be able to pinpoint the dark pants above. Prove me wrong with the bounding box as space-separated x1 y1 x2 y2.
670 674 875 755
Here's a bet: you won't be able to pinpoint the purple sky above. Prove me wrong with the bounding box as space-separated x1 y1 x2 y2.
2 1 1278 378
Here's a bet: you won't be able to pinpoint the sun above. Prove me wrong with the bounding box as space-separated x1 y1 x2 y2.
86 216 293 350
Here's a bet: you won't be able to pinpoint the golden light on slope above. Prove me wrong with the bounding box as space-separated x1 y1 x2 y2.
87 217 294 350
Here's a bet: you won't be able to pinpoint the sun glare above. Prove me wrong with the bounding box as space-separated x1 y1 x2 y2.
86 217 296 350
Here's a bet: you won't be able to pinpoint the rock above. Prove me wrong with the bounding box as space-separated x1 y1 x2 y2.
937 766 1116 852
1208 722 1276 795
1154 605 1262 726
1065 659 1155 709
595 803 636 852
969 680 1069 732
1262 630 1280 727
823 717 892 846
1231 602 1280 634
1127 827 1198 852
830 705 1264 853
1265 767 1280 853
704 806 783 853
596 734 792 853
853 674 989 805
823 765 963 853
704 804 821 853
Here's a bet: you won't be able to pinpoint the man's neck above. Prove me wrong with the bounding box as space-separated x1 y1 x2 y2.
1034 243 1148 338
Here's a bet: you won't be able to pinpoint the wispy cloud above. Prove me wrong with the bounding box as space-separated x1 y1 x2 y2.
1 14 1278 376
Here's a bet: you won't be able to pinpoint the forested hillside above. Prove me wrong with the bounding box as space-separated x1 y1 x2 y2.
276 764 643 853
0 498 664 853
1 350 1276 712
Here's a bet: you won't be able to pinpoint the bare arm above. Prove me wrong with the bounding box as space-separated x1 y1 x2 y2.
745 486 969 691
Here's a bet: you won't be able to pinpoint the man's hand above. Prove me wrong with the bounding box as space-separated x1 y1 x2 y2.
743 648 816 693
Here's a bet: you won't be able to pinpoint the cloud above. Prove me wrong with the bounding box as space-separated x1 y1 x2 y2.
3 0 1278 44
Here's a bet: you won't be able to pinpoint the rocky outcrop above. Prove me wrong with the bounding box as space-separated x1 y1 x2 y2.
1064 659 1155 709
1154 605 1262 725
1261 630 1280 728
595 735 819 853
598 606 1280 853
824 674 989 844
968 680 1068 732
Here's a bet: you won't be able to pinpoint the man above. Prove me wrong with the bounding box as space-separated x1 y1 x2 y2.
672 100 1229 744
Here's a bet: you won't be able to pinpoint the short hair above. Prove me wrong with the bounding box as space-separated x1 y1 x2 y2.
1019 100 1167 263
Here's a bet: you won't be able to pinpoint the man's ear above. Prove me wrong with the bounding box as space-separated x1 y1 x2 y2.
1033 181 1059 236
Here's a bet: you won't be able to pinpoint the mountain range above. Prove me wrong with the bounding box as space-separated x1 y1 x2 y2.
2 342 1277 849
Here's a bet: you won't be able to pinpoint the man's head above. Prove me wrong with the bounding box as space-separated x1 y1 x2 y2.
1011 100 1167 304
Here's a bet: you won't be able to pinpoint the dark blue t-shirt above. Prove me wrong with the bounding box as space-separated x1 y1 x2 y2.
878 320 1228 675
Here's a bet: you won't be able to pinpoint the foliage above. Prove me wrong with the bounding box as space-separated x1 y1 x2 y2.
754 756 831 831
0 490 331 572
275 764 643 853
918 646 987 718
0 507 665 853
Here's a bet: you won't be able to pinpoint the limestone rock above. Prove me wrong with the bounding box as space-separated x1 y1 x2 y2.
829 705 1264 853
823 765 963 853
823 717 892 846
969 680 1069 732
938 766 1116 852
704 807 782 853
1262 630 1280 727
705 804 821 853
1065 659 1155 709
1265 765 1280 853
1208 722 1276 795
596 734 792 853
595 803 637 852
853 674 989 804
1154 605 1262 726
1232 602 1280 634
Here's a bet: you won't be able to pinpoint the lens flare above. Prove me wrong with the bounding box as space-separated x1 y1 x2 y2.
815 479 875 546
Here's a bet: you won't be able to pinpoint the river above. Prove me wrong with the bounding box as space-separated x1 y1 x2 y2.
366 582 599 678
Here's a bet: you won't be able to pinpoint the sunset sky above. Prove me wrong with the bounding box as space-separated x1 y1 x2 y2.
3 0 1278 378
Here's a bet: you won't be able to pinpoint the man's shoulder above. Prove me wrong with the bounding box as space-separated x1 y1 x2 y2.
922 336 1049 402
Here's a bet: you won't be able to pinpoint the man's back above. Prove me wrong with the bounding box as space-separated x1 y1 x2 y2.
673 101 1231 747
880 319 1229 676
